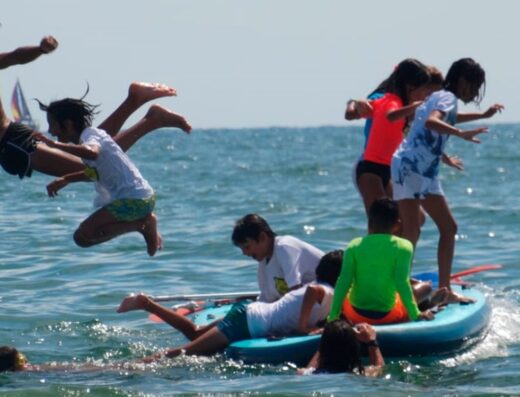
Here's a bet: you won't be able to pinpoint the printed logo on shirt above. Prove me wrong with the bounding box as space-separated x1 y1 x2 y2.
84 166 99 181
274 277 289 295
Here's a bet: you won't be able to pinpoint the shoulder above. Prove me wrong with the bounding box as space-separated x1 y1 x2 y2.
347 236 364 248
276 235 309 250
81 127 106 143
390 235 413 252
430 90 456 107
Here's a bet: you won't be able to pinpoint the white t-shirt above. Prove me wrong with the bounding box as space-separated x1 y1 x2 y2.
246 282 334 338
80 127 154 207
257 235 324 303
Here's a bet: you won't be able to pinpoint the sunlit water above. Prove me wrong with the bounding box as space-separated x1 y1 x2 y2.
0 124 519 396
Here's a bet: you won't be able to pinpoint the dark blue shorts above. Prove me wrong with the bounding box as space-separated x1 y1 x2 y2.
216 301 251 343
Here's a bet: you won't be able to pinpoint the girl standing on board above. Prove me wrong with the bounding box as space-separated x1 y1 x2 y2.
391 58 504 303
348 59 431 216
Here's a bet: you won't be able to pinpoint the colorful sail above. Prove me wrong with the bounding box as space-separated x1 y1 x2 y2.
11 79 38 130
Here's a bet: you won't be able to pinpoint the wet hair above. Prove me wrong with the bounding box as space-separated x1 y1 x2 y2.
0 346 19 372
315 250 343 287
369 58 430 104
231 214 276 245
37 87 99 134
444 58 486 104
368 198 399 232
318 320 364 374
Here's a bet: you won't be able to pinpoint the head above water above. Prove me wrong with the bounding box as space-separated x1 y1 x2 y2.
315 249 343 287
444 58 486 104
318 320 364 374
231 214 276 246
0 346 26 372
368 197 400 234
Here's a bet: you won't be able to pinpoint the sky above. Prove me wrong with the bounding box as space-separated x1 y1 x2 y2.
1 0 518 129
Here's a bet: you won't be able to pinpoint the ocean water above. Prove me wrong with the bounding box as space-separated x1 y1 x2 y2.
1 123 519 396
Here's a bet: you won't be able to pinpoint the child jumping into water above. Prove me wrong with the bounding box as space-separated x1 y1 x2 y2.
35 95 162 256
391 58 504 303
0 36 191 181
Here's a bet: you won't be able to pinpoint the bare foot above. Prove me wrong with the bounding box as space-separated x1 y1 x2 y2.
444 290 476 305
145 104 192 133
117 293 149 313
142 213 161 256
430 287 449 307
128 82 177 107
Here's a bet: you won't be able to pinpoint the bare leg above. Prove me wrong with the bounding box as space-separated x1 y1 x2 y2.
412 280 432 305
98 82 177 136
114 104 192 152
357 173 387 220
421 195 474 304
73 209 162 256
165 327 230 358
117 294 217 340
0 98 9 133
397 198 422 249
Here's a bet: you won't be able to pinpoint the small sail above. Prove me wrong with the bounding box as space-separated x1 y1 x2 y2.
11 79 38 130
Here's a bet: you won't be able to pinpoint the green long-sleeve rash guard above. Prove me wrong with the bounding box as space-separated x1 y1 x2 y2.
328 234 420 321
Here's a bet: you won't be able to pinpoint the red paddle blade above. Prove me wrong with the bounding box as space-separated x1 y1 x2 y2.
451 264 502 279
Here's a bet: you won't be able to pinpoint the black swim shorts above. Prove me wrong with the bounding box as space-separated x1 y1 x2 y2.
355 160 391 188
0 122 36 179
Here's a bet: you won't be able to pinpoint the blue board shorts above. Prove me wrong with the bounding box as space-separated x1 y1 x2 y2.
105 195 156 222
217 301 252 343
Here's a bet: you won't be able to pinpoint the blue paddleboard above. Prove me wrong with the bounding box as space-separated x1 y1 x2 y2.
188 272 491 365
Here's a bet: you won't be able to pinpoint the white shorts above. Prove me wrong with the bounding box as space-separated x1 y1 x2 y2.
392 171 444 201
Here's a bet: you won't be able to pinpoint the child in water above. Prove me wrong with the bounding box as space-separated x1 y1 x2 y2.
35 95 162 256
391 58 504 303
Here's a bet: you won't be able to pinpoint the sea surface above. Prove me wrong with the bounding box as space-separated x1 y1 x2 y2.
1 123 519 397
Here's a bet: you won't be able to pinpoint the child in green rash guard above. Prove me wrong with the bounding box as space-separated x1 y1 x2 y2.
328 198 436 325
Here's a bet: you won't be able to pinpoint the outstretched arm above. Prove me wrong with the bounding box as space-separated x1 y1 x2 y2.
456 103 504 123
33 132 100 160
425 110 488 143
0 36 58 70
386 101 422 122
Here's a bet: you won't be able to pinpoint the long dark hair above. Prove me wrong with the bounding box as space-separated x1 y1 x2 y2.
444 58 486 104
318 320 364 374
37 86 99 134
369 58 430 105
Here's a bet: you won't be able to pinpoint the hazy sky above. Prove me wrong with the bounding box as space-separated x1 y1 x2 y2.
1 0 518 129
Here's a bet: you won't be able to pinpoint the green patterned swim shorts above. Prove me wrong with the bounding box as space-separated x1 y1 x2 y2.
105 195 156 222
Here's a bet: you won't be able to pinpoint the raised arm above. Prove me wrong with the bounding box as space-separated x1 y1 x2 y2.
0 36 58 70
